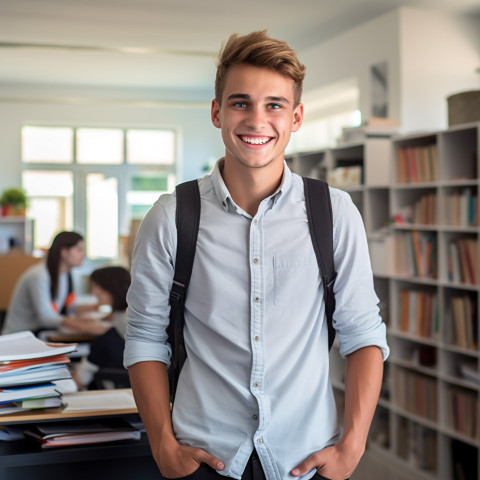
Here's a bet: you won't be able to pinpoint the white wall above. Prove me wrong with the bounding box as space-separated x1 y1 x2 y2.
300 7 480 134
301 9 401 125
399 8 480 132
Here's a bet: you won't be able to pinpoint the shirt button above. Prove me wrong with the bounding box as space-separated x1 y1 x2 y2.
253 219 258 225
257 438 263 445
254 336 260 342
253 258 259 264
254 297 260 303
253 381 259 388
252 414 258 420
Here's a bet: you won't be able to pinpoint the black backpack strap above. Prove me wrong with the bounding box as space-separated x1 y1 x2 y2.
303 177 337 351
167 180 201 400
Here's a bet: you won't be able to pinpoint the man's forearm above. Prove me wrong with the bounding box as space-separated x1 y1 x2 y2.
339 345 384 459
128 361 176 450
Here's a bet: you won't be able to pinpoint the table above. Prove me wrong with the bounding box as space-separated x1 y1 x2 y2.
0 389 160 480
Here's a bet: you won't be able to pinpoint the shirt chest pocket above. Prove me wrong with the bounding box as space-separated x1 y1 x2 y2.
273 254 320 307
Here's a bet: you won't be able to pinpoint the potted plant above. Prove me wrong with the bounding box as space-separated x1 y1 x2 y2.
0 188 28 216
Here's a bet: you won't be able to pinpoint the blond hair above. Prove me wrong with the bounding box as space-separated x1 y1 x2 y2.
215 30 306 106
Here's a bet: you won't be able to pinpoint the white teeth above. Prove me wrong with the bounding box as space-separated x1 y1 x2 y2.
241 136 270 145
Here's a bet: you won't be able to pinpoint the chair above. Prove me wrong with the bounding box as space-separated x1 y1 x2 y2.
92 367 131 390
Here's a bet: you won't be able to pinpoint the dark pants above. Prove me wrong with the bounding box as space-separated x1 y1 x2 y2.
171 452 349 480
174 451 266 480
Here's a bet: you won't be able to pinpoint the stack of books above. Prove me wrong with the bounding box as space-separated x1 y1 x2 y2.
336 117 399 145
0 331 77 414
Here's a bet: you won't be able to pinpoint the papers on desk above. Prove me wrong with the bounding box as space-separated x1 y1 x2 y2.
24 418 141 448
0 331 77 361
63 390 137 412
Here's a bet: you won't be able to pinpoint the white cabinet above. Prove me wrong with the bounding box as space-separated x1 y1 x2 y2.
0 217 34 254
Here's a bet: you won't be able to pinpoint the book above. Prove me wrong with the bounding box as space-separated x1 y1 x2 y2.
16 396 63 409
0 425 25 440
0 331 76 362
0 364 72 388
0 382 61 403
0 403 31 415
327 165 362 188
24 418 141 448
0 354 70 373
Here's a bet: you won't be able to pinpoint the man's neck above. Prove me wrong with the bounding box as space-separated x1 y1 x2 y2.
221 157 284 217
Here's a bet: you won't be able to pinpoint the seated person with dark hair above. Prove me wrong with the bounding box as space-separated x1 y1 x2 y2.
73 266 131 390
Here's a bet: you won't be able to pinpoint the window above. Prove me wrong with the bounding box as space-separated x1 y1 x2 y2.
286 79 360 153
77 128 124 164
22 126 73 163
22 126 177 259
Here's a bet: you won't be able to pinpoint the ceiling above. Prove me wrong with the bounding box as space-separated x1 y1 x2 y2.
1 0 480 99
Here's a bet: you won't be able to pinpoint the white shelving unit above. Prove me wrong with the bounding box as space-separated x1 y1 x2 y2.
387 123 479 480
0 217 34 253
287 127 479 480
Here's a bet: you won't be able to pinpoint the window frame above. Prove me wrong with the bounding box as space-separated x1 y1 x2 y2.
21 124 179 261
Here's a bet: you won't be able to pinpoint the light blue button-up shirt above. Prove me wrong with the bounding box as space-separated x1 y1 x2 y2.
124 160 389 480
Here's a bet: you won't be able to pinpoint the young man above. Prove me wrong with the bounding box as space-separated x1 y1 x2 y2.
125 30 389 480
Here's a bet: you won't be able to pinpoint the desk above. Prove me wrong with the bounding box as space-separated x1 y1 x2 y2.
0 389 160 480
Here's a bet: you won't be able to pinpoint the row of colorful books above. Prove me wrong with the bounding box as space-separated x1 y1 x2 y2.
446 294 478 351
394 230 437 279
443 188 478 227
394 189 477 227
397 144 438 183
446 386 479 441
394 367 438 422
447 238 478 285
399 289 439 339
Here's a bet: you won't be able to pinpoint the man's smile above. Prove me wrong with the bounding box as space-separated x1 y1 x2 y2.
239 135 273 145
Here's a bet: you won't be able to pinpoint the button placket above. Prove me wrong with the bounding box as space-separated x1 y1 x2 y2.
250 212 265 444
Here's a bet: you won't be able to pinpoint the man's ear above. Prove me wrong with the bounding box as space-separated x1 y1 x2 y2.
291 103 304 132
211 99 221 128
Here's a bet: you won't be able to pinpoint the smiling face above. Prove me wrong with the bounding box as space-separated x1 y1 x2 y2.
211 64 303 172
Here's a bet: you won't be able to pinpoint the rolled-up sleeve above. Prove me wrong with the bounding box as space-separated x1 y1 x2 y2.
330 189 390 360
124 196 177 368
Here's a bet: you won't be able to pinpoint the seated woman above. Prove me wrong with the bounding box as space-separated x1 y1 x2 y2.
2 231 107 336
73 266 131 390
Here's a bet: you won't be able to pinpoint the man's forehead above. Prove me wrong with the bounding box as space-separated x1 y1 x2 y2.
222 65 295 101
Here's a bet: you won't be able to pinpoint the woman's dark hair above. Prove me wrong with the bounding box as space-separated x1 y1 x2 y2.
47 231 84 301
90 266 131 311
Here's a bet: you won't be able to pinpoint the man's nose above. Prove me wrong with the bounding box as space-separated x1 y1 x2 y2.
245 107 266 129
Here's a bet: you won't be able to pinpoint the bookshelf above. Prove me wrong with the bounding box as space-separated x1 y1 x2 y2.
388 123 479 480
287 125 479 480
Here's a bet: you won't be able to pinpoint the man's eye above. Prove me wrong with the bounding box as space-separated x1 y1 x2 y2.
268 103 281 110
233 102 247 108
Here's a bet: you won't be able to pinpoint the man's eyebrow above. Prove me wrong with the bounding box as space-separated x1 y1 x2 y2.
227 94 250 101
266 96 290 104
226 94 290 104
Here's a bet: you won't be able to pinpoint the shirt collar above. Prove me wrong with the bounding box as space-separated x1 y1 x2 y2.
210 158 293 213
